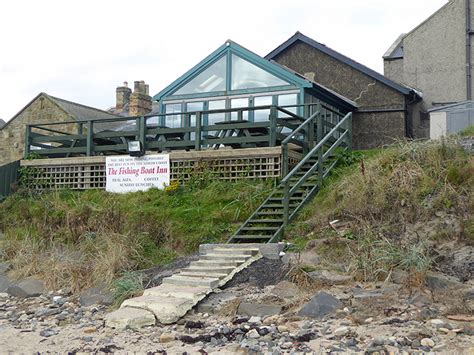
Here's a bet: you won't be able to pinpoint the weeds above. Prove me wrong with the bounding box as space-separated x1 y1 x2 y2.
113 271 144 306
0 179 272 291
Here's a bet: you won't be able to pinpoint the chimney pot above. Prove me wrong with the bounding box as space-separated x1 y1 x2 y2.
129 80 152 116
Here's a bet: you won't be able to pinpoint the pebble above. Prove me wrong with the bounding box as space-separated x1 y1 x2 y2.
248 316 261 324
277 325 289 333
420 338 435 348
247 329 260 339
334 326 349 337
430 319 446 328
159 333 175 343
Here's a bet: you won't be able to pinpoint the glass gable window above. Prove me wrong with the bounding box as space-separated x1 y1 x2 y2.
174 56 227 95
231 54 289 90
164 103 183 128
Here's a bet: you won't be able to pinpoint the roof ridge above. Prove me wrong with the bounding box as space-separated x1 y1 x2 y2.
46 93 120 117
266 32 416 97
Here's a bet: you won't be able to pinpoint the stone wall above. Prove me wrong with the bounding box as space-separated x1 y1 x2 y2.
272 41 408 149
0 95 74 166
401 0 466 108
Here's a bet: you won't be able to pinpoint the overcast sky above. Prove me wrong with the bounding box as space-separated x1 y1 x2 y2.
0 0 448 121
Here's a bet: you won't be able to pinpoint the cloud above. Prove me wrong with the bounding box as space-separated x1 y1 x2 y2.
0 0 448 121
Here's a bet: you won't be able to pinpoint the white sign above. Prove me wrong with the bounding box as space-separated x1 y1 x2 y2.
105 155 170 193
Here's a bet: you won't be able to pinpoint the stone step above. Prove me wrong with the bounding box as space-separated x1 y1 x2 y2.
200 253 251 261
179 271 228 279
162 275 220 288
143 284 210 299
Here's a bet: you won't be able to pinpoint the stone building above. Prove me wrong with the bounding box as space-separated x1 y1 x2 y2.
266 32 422 149
384 0 474 130
0 93 119 165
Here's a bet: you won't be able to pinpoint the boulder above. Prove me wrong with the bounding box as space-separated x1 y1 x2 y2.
0 274 12 293
425 272 464 291
308 270 352 285
0 262 12 274
105 307 156 329
7 278 44 298
79 286 114 306
237 302 282 317
298 291 342 319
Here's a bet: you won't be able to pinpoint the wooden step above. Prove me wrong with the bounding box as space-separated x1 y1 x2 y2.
232 235 272 240
241 226 280 231
248 219 283 223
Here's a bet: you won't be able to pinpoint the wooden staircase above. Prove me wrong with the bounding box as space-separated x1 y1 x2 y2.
228 109 353 244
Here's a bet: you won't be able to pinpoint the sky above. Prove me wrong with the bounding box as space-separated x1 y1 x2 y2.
0 0 448 122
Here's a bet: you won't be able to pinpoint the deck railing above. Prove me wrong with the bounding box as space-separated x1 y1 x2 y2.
24 103 345 159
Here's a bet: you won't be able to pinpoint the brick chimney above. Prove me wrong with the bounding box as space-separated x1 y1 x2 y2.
116 81 132 113
129 80 152 116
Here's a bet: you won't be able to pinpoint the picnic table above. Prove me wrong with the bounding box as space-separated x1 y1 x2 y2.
211 120 269 149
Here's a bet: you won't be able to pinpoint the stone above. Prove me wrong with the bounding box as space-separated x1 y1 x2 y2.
247 329 260 339
270 281 300 300
159 333 175 343
408 291 432 306
391 269 408 284
430 319 447 328
298 291 342 319
425 272 463 291
35 307 61 318
0 262 12 274
7 278 44 298
334 326 349 337
39 329 59 337
263 315 280 325
105 307 156 329
420 338 435 347
308 270 352 285
238 303 282 317
248 316 262 323
277 325 289 333
79 286 114 306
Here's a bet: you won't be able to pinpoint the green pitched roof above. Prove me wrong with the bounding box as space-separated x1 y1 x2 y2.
153 40 312 101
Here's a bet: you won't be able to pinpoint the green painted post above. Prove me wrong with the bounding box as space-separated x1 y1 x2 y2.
195 112 202 151
347 113 353 150
283 180 290 226
282 143 289 177
86 121 93 156
139 116 146 151
307 104 315 150
77 122 83 135
238 110 243 121
24 125 31 157
316 106 323 186
269 106 277 147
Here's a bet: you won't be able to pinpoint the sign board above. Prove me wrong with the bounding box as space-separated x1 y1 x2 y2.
105 155 170 193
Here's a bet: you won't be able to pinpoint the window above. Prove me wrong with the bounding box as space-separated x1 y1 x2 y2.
208 100 226 126
231 97 249 120
254 96 272 122
278 94 298 116
173 56 227 95
231 54 289 90
164 103 182 128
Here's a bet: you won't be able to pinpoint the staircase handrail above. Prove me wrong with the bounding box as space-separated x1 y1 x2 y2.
281 112 352 225
281 105 321 177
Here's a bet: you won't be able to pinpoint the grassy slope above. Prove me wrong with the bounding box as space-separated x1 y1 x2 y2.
0 180 272 291
286 139 473 281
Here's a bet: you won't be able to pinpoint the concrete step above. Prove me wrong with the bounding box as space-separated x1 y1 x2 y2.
162 275 220 288
121 295 193 324
185 265 235 274
200 253 252 261
210 248 260 256
143 284 210 299
190 260 246 268
179 271 228 279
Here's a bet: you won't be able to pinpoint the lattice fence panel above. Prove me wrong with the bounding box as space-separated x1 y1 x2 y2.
23 152 300 190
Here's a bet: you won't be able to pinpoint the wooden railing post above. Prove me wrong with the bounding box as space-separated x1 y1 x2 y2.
24 125 31 157
269 106 277 147
77 122 83 135
139 116 146 152
86 120 94 156
282 143 289 177
316 108 323 186
307 104 315 151
283 180 290 226
195 112 202 151
346 113 353 150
